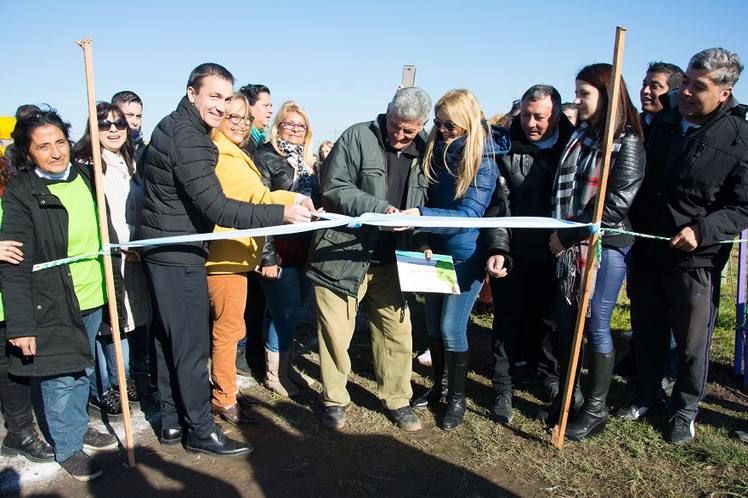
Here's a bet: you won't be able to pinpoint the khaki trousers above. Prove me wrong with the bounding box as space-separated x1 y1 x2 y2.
315 264 412 410
207 273 248 408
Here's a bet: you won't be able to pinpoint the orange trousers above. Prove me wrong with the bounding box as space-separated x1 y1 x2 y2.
207 273 249 408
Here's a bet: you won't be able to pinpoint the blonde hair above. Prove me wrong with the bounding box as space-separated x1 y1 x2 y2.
423 89 488 200
212 93 251 148
268 101 314 165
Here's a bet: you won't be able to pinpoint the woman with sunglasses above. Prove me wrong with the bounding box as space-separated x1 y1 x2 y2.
253 101 320 396
73 102 149 420
206 94 314 421
546 63 644 440
402 89 511 430
1 108 119 480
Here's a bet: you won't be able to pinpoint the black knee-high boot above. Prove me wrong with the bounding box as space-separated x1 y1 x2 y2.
566 350 615 440
411 341 446 408
442 350 469 431
539 333 584 427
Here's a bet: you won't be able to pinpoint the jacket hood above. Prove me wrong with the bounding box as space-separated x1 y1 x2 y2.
508 113 575 154
434 123 511 164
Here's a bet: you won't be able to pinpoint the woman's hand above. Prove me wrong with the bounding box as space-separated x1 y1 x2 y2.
400 208 421 217
549 232 566 257
123 249 141 262
0 240 23 265
299 196 316 212
9 337 36 356
423 249 433 261
260 265 280 280
283 205 312 224
486 254 508 278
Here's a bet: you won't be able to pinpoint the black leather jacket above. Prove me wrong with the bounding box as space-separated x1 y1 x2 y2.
557 130 646 249
486 115 574 261
253 143 320 267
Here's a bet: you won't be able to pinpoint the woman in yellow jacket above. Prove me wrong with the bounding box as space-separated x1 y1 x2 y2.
206 93 315 425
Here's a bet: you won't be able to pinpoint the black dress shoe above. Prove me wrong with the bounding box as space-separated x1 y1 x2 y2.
1 428 54 463
160 427 183 446
186 428 253 456
321 406 346 430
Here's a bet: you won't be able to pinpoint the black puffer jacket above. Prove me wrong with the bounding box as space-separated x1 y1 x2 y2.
253 142 320 267
139 97 284 265
556 129 645 249
630 94 748 270
485 114 574 260
0 164 125 377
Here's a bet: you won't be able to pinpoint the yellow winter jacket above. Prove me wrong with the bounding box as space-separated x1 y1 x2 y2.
206 132 297 274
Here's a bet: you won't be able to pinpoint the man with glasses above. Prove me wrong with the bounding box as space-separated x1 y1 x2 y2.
307 87 431 431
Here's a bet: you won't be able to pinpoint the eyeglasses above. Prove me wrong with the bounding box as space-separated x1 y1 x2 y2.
433 119 459 132
280 121 307 132
98 119 128 131
226 114 253 126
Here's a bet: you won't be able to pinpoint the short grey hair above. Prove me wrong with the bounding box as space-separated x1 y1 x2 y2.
521 84 562 117
387 87 431 122
688 48 743 87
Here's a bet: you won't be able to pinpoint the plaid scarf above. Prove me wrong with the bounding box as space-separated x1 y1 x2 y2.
277 139 316 197
552 121 622 305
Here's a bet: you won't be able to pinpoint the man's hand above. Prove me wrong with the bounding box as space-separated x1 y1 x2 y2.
400 208 420 216
384 206 399 214
670 225 701 252
300 197 316 212
260 265 280 280
486 254 508 278
549 232 565 257
283 205 312 224
423 249 433 261
0 240 23 265
9 337 36 356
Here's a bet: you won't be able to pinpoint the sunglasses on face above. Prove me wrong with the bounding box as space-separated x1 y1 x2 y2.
98 118 128 131
280 121 307 132
226 114 253 126
433 118 459 132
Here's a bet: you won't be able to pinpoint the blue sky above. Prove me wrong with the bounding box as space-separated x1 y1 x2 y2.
2 0 747 146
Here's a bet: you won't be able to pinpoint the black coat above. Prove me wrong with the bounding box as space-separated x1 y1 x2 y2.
630 94 748 270
253 143 320 267
486 114 575 260
139 97 285 265
0 163 125 377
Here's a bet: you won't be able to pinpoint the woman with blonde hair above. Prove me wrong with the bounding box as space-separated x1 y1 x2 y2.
253 101 320 396
206 94 314 424
403 89 511 430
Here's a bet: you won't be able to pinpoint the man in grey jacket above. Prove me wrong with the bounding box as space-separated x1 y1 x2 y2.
307 87 431 431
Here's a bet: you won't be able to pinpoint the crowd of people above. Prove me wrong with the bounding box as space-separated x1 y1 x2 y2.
0 46 746 482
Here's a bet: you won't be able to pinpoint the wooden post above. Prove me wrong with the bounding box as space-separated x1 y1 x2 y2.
75 38 136 467
551 26 627 449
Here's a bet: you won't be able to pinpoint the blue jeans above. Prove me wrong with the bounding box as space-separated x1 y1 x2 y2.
557 246 628 354
95 333 130 391
259 266 310 352
425 259 485 352
40 307 101 462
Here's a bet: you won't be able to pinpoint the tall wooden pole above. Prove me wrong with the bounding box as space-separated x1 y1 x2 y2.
551 26 627 449
75 38 136 467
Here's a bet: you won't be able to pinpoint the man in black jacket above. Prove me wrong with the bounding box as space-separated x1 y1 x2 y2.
141 63 311 456
621 48 748 445
486 85 574 424
640 62 684 138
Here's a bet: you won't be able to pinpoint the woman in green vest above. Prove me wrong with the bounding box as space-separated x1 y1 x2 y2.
0 109 122 481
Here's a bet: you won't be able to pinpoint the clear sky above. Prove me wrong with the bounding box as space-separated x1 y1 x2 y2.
2 0 747 146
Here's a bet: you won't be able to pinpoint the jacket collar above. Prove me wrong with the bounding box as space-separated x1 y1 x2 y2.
177 95 212 134
659 91 747 127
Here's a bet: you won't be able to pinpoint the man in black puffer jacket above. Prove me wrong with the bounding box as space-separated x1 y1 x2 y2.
141 63 311 456
621 48 748 445
484 85 573 424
